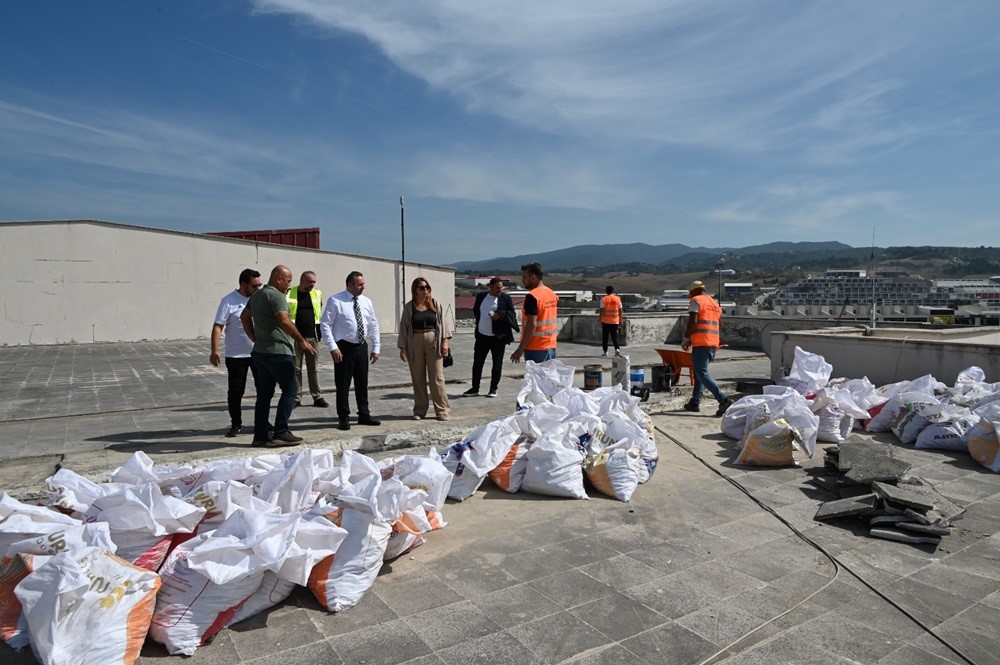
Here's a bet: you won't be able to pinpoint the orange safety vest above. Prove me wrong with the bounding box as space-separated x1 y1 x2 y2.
600 294 622 324
522 285 559 350
690 294 721 348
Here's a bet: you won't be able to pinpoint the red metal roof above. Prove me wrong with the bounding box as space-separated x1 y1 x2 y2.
207 227 320 249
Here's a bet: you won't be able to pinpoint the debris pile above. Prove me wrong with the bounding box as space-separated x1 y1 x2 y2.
812 438 965 547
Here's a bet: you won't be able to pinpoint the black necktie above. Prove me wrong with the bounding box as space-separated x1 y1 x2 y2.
353 296 364 343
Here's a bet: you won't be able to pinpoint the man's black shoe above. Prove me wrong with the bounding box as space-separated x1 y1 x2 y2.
293 400 301 408
273 431 304 444
715 397 736 417
225 425 241 438
358 417 381 426
462 388 479 397
314 397 330 408
338 420 351 431
683 401 700 413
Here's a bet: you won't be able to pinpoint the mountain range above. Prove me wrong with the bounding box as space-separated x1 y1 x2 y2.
450 242 1000 278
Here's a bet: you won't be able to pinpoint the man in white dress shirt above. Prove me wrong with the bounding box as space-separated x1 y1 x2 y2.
319 271 382 431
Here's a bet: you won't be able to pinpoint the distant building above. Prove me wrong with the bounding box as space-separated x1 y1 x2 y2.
724 282 753 295
931 277 1000 307
773 269 948 308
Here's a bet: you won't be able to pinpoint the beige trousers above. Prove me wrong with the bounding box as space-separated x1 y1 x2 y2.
409 330 450 417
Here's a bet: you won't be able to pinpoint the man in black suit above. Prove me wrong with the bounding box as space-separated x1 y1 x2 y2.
464 277 519 398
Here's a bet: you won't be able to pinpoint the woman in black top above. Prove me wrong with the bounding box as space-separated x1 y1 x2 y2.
397 278 453 420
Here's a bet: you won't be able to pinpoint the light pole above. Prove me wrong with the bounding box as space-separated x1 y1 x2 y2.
716 256 725 301
400 196 405 310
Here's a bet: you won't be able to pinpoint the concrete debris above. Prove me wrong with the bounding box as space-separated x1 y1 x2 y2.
813 444 962 550
869 528 942 545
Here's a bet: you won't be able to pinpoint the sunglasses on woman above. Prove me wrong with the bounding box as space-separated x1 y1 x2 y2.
418 285 431 290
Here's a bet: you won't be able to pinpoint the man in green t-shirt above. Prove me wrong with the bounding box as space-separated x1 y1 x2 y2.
240 265 316 447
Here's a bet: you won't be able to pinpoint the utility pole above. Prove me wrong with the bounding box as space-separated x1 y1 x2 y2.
400 196 406 310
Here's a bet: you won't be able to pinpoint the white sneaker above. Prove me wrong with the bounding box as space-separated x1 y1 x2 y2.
485 390 498 398
601 351 608 357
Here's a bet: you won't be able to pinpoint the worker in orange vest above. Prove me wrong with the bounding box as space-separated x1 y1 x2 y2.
598 285 623 357
681 281 734 416
511 262 559 364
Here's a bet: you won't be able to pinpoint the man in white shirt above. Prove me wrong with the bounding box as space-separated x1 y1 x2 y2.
319 270 382 431
209 268 262 437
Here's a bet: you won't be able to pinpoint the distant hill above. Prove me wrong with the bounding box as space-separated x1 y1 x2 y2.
451 241 858 272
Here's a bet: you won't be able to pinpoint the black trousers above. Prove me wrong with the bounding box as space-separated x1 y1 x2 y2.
471 331 506 393
601 323 621 352
334 339 371 421
225 356 260 426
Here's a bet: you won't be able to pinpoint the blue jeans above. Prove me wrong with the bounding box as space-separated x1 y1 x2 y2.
691 346 726 405
251 351 298 439
524 348 556 364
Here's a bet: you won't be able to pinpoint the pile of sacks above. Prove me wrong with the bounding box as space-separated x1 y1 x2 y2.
443 359 660 502
0 447 453 662
722 346 1000 471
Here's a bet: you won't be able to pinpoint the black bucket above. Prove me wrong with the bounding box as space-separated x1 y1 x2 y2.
651 364 673 392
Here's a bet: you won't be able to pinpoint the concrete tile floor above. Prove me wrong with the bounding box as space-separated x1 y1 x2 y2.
1 335 998 664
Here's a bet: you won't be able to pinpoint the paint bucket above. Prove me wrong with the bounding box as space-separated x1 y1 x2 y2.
630 366 645 386
611 354 630 390
651 364 673 392
583 364 603 390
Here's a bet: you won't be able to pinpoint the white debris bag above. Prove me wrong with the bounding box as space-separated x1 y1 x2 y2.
890 393 940 444
914 404 979 451
444 416 521 501
15 546 160 665
44 469 126 518
583 444 642 502
85 483 206 570
487 434 532 493
149 507 303 655
390 449 454 514
736 409 817 466
522 421 589 499
968 403 1000 472
784 346 832 396
516 359 576 409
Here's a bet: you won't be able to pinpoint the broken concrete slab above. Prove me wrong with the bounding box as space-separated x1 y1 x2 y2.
869 515 905 527
897 522 953 537
873 482 937 510
814 494 879 520
839 439 911 483
869 528 941 545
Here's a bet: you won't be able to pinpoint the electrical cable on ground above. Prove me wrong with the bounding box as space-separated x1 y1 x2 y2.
655 425 977 665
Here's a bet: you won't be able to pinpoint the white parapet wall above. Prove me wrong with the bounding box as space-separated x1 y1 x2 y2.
770 327 1000 386
0 220 454 346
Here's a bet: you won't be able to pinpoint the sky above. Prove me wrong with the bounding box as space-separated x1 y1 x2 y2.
2 1 998 266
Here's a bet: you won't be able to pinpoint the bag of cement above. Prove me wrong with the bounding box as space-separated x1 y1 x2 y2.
890 393 940 444
306 477 402 613
598 411 658 482
389 449 454 514
228 512 347 625
85 483 206 571
112 451 200 498
487 434 533 493
516 359 576 409
915 405 978 451
736 417 805 467
721 387 802 440
957 366 986 384
522 421 589 499
867 388 932 433
810 388 865 444
944 383 1000 410
444 415 521 501
739 403 773 449
16 546 160 665
256 449 334 513
150 507 306 655
784 346 832 396
967 403 1000 472
44 469 127 518
182 479 269 533
552 387 601 417
0 522 117 650
583 443 643 502
1 495 81 556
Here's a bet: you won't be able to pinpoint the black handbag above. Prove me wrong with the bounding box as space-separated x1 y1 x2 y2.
443 351 454 368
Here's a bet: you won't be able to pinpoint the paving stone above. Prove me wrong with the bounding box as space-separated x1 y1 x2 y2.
896 522 952 536
570 591 668 642
403 600 501 651
528 569 616 610
469 583 562 629
372 571 464 617
873 481 937 510
838 438 911 482
870 527 942 545
559 644 644 665
620 620 718 665
624 573 715 620
508 611 611 663
229 607 326 661
304 586 399 638
884 577 975 628
538 536 619 567
245 639 341 665
814 494 879 520
674 599 769 649
492 548 569 583
327 618 432 665
579 554 662 592
435 631 543 665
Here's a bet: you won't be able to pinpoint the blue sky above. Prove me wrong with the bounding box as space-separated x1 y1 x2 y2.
2 1 998 266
